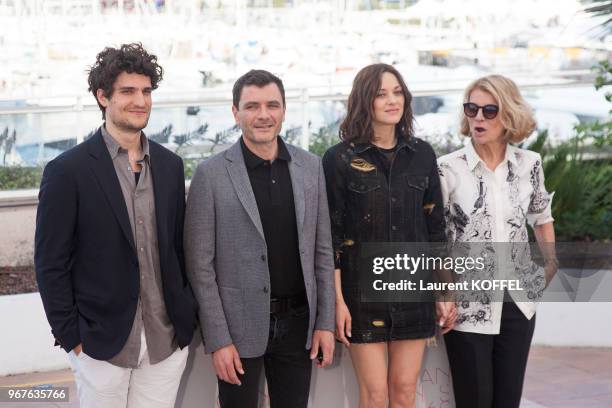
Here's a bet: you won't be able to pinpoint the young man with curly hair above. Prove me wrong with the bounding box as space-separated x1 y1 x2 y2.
35 43 197 408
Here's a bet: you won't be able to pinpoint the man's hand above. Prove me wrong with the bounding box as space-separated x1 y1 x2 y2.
212 344 244 385
310 330 335 368
435 301 457 334
335 300 352 347
73 344 83 356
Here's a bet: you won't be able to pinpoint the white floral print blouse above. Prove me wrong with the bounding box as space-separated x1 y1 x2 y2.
438 140 554 335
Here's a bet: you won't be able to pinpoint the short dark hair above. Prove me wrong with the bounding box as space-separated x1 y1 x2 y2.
340 63 414 144
87 43 163 119
232 69 285 109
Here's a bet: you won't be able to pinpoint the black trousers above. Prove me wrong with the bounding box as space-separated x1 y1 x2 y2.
444 300 536 408
218 305 312 408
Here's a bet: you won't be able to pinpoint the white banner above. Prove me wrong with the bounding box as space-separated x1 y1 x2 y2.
175 334 455 408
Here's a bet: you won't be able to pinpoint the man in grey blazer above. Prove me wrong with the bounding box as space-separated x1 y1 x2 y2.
184 69 335 408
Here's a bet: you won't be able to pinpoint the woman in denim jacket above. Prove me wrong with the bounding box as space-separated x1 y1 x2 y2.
322 63 456 408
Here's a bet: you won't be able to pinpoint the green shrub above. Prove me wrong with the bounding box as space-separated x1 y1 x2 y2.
525 130 611 241
0 166 43 190
183 158 200 180
308 120 341 157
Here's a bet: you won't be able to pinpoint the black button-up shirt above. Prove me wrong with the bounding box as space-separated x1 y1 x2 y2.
241 137 305 298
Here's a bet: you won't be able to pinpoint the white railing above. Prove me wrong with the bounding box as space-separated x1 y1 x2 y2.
0 75 604 204
0 74 596 115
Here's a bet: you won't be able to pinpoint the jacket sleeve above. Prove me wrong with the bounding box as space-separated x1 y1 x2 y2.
313 158 336 332
35 159 81 352
184 163 233 354
424 147 447 243
322 147 347 269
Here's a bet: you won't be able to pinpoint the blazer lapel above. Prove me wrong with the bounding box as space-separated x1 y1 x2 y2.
87 131 136 253
149 142 168 252
288 153 305 238
224 142 265 240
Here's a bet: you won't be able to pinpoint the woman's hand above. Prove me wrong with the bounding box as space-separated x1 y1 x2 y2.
335 299 352 347
436 301 457 334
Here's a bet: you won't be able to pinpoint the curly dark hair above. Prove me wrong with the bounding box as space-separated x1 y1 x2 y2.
339 63 414 144
232 69 285 109
87 43 163 119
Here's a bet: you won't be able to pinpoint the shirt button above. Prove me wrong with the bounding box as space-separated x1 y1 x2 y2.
261 254 266 262
263 286 269 294
391 197 397 203
391 225 397 231
271 179 276 184
140 247 144 252
138 219 143 225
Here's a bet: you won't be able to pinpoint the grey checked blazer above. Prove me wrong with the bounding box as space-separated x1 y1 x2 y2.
184 140 335 357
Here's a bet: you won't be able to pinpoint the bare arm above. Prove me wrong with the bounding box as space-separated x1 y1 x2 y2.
534 222 557 285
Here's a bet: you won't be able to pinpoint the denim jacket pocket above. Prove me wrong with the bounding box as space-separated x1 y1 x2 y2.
348 172 381 194
405 175 429 226
406 175 429 191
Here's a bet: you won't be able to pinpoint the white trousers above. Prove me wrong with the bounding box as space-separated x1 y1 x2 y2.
68 331 188 408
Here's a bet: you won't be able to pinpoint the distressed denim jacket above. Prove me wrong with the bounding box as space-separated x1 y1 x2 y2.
322 137 447 288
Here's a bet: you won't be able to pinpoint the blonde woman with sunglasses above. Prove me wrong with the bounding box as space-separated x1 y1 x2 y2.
438 75 557 408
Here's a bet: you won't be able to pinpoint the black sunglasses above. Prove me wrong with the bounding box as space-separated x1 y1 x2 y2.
463 102 499 119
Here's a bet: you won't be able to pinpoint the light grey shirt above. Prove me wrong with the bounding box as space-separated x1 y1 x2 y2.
101 125 176 368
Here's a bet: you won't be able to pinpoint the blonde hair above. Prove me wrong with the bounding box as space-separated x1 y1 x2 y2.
460 75 537 144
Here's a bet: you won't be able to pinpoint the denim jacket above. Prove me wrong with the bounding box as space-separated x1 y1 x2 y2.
322 137 446 288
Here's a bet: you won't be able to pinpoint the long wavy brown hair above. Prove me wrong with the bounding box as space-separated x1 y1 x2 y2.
340 64 414 144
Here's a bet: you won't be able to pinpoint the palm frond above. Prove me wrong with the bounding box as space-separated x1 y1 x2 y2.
581 0 612 34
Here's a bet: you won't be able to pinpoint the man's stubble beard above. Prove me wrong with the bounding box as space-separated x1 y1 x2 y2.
112 114 150 133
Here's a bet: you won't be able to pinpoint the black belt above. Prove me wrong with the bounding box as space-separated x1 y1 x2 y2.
269 292 308 314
